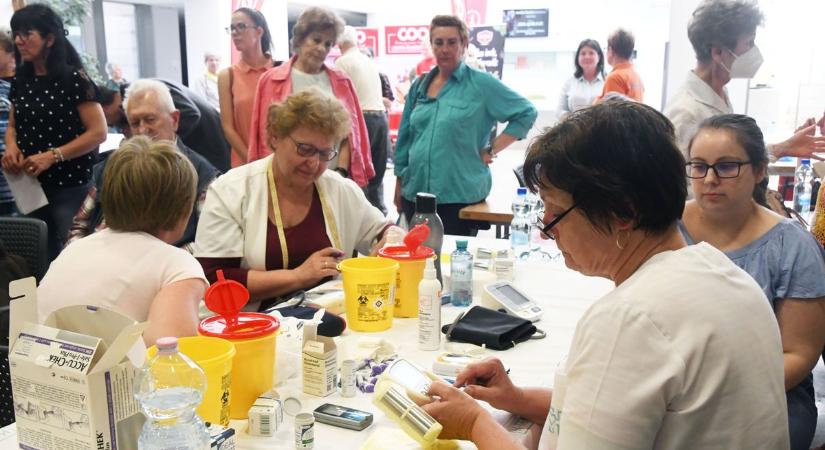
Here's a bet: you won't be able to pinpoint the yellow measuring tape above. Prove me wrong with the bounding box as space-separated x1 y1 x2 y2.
267 161 342 268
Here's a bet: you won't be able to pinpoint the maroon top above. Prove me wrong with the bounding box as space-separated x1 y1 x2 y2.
198 188 332 286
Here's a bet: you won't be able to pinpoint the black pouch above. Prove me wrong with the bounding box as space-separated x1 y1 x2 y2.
441 306 543 350
261 291 347 337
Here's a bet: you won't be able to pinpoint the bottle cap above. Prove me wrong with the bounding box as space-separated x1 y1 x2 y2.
517 187 527 196
423 257 436 279
801 159 811 165
155 337 178 352
456 240 468 250
415 193 437 214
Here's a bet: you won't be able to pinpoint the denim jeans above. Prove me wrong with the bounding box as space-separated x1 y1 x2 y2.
28 182 90 261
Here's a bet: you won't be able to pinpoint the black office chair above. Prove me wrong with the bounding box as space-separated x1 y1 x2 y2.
0 217 48 282
0 338 13 427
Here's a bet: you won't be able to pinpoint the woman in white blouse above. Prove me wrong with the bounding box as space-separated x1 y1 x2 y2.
556 39 604 119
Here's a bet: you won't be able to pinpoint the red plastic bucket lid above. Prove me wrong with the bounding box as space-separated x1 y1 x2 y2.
378 245 435 261
199 312 279 339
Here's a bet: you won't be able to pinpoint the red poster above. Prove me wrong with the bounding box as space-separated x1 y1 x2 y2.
230 0 265 65
384 25 429 55
451 0 487 27
356 27 379 57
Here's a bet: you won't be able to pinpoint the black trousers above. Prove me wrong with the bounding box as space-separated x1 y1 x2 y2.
362 111 389 215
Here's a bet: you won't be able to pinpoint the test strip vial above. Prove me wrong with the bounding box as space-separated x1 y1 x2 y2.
341 359 357 397
295 413 314 449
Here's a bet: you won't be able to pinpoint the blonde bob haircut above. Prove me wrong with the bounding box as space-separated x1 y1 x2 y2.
266 87 352 150
102 135 197 235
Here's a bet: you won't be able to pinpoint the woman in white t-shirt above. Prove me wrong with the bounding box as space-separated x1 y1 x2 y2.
556 38 604 119
421 100 790 450
38 136 208 346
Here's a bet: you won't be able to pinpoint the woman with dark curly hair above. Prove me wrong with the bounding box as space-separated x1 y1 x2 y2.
1 4 106 259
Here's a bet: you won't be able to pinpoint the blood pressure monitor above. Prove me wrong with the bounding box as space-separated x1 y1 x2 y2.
481 281 543 322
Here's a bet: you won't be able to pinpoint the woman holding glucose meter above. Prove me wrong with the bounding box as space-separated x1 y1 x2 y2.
421 100 790 449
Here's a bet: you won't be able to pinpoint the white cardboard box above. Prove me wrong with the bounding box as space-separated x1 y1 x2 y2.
301 321 337 397
9 277 147 450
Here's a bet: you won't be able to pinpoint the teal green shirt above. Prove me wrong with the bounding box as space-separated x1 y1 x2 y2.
394 63 537 204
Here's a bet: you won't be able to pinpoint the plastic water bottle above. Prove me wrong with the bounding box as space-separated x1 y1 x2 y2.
794 159 813 222
410 193 444 284
450 240 473 307
135 337 210 450
510 187 530 260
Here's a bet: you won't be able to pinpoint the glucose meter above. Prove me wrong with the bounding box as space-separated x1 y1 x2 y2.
481 281 543 322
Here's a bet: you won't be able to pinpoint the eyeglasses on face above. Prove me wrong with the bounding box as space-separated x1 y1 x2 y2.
685 161 752 179
533 202 577 240
12 29 38 41
287 135 338 162
225 23 256 34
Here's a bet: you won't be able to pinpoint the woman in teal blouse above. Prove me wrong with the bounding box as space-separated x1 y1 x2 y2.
393 15 537 235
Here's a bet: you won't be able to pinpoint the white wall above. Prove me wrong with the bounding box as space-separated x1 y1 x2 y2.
151 6 182 82
103 2 139 81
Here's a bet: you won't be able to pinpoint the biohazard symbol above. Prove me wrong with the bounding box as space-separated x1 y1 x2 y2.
358 295 369 305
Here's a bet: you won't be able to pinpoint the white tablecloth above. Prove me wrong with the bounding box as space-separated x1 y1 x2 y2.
0 238 613 449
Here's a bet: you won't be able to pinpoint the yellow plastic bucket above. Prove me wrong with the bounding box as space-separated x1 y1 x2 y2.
198 313 279 419
378 246 435 318
339 257 399 332
147 336 235 426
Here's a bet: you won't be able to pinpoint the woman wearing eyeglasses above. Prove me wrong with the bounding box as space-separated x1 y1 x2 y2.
680 114 825 450
194 88 396 311
246 6 374 188
219 7 276 168
420 102 789 449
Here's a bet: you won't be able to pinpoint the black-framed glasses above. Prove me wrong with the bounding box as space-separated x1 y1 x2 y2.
288 136 338 162
686 161 752 179
225 23 257 34
12 29 38 41
533 203 577 240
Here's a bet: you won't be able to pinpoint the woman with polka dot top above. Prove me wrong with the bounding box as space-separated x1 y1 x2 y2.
1 5 107 259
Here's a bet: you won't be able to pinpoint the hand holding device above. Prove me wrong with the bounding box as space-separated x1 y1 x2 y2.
382 359 441 405
455 357 521 412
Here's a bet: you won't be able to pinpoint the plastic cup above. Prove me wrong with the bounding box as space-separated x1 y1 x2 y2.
147 336 236 426
338 257 399 332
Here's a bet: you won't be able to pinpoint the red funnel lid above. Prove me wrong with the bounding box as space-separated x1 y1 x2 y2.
404 222 430 253
204 270 249 326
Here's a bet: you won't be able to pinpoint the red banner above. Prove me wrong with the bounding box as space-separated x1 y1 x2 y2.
384 25 429 55
356 27 379 57
451 0 487 27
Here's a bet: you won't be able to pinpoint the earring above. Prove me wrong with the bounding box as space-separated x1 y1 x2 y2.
615 229 630 250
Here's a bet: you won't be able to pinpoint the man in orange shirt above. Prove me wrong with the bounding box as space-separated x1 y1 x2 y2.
596 28 644 102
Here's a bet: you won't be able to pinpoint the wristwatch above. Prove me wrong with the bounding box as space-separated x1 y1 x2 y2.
334 167 349 178
481 145 494 156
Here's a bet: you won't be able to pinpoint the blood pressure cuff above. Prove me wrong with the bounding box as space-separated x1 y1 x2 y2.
441 306 537 351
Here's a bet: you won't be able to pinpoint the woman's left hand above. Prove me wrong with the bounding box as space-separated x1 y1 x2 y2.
370 225 405 255
23 152 55 177
480 148 494 165
421 382 491 441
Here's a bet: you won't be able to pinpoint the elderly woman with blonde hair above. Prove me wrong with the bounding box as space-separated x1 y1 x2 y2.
37 136 208 346
247 6 374 188
195 88 395 311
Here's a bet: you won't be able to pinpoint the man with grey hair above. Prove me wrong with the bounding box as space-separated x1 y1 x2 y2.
67 79 219 249
335 25 389 215
664 0 824 165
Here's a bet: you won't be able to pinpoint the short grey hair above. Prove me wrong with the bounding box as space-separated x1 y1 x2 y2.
688 0 764 63
290 6 345 52
123 79 176 115
339 25 358 46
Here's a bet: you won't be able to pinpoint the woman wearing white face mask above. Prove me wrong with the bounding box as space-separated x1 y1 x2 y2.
664 0 825 166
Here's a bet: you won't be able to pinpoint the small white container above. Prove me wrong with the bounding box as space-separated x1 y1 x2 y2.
418 258 442 351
